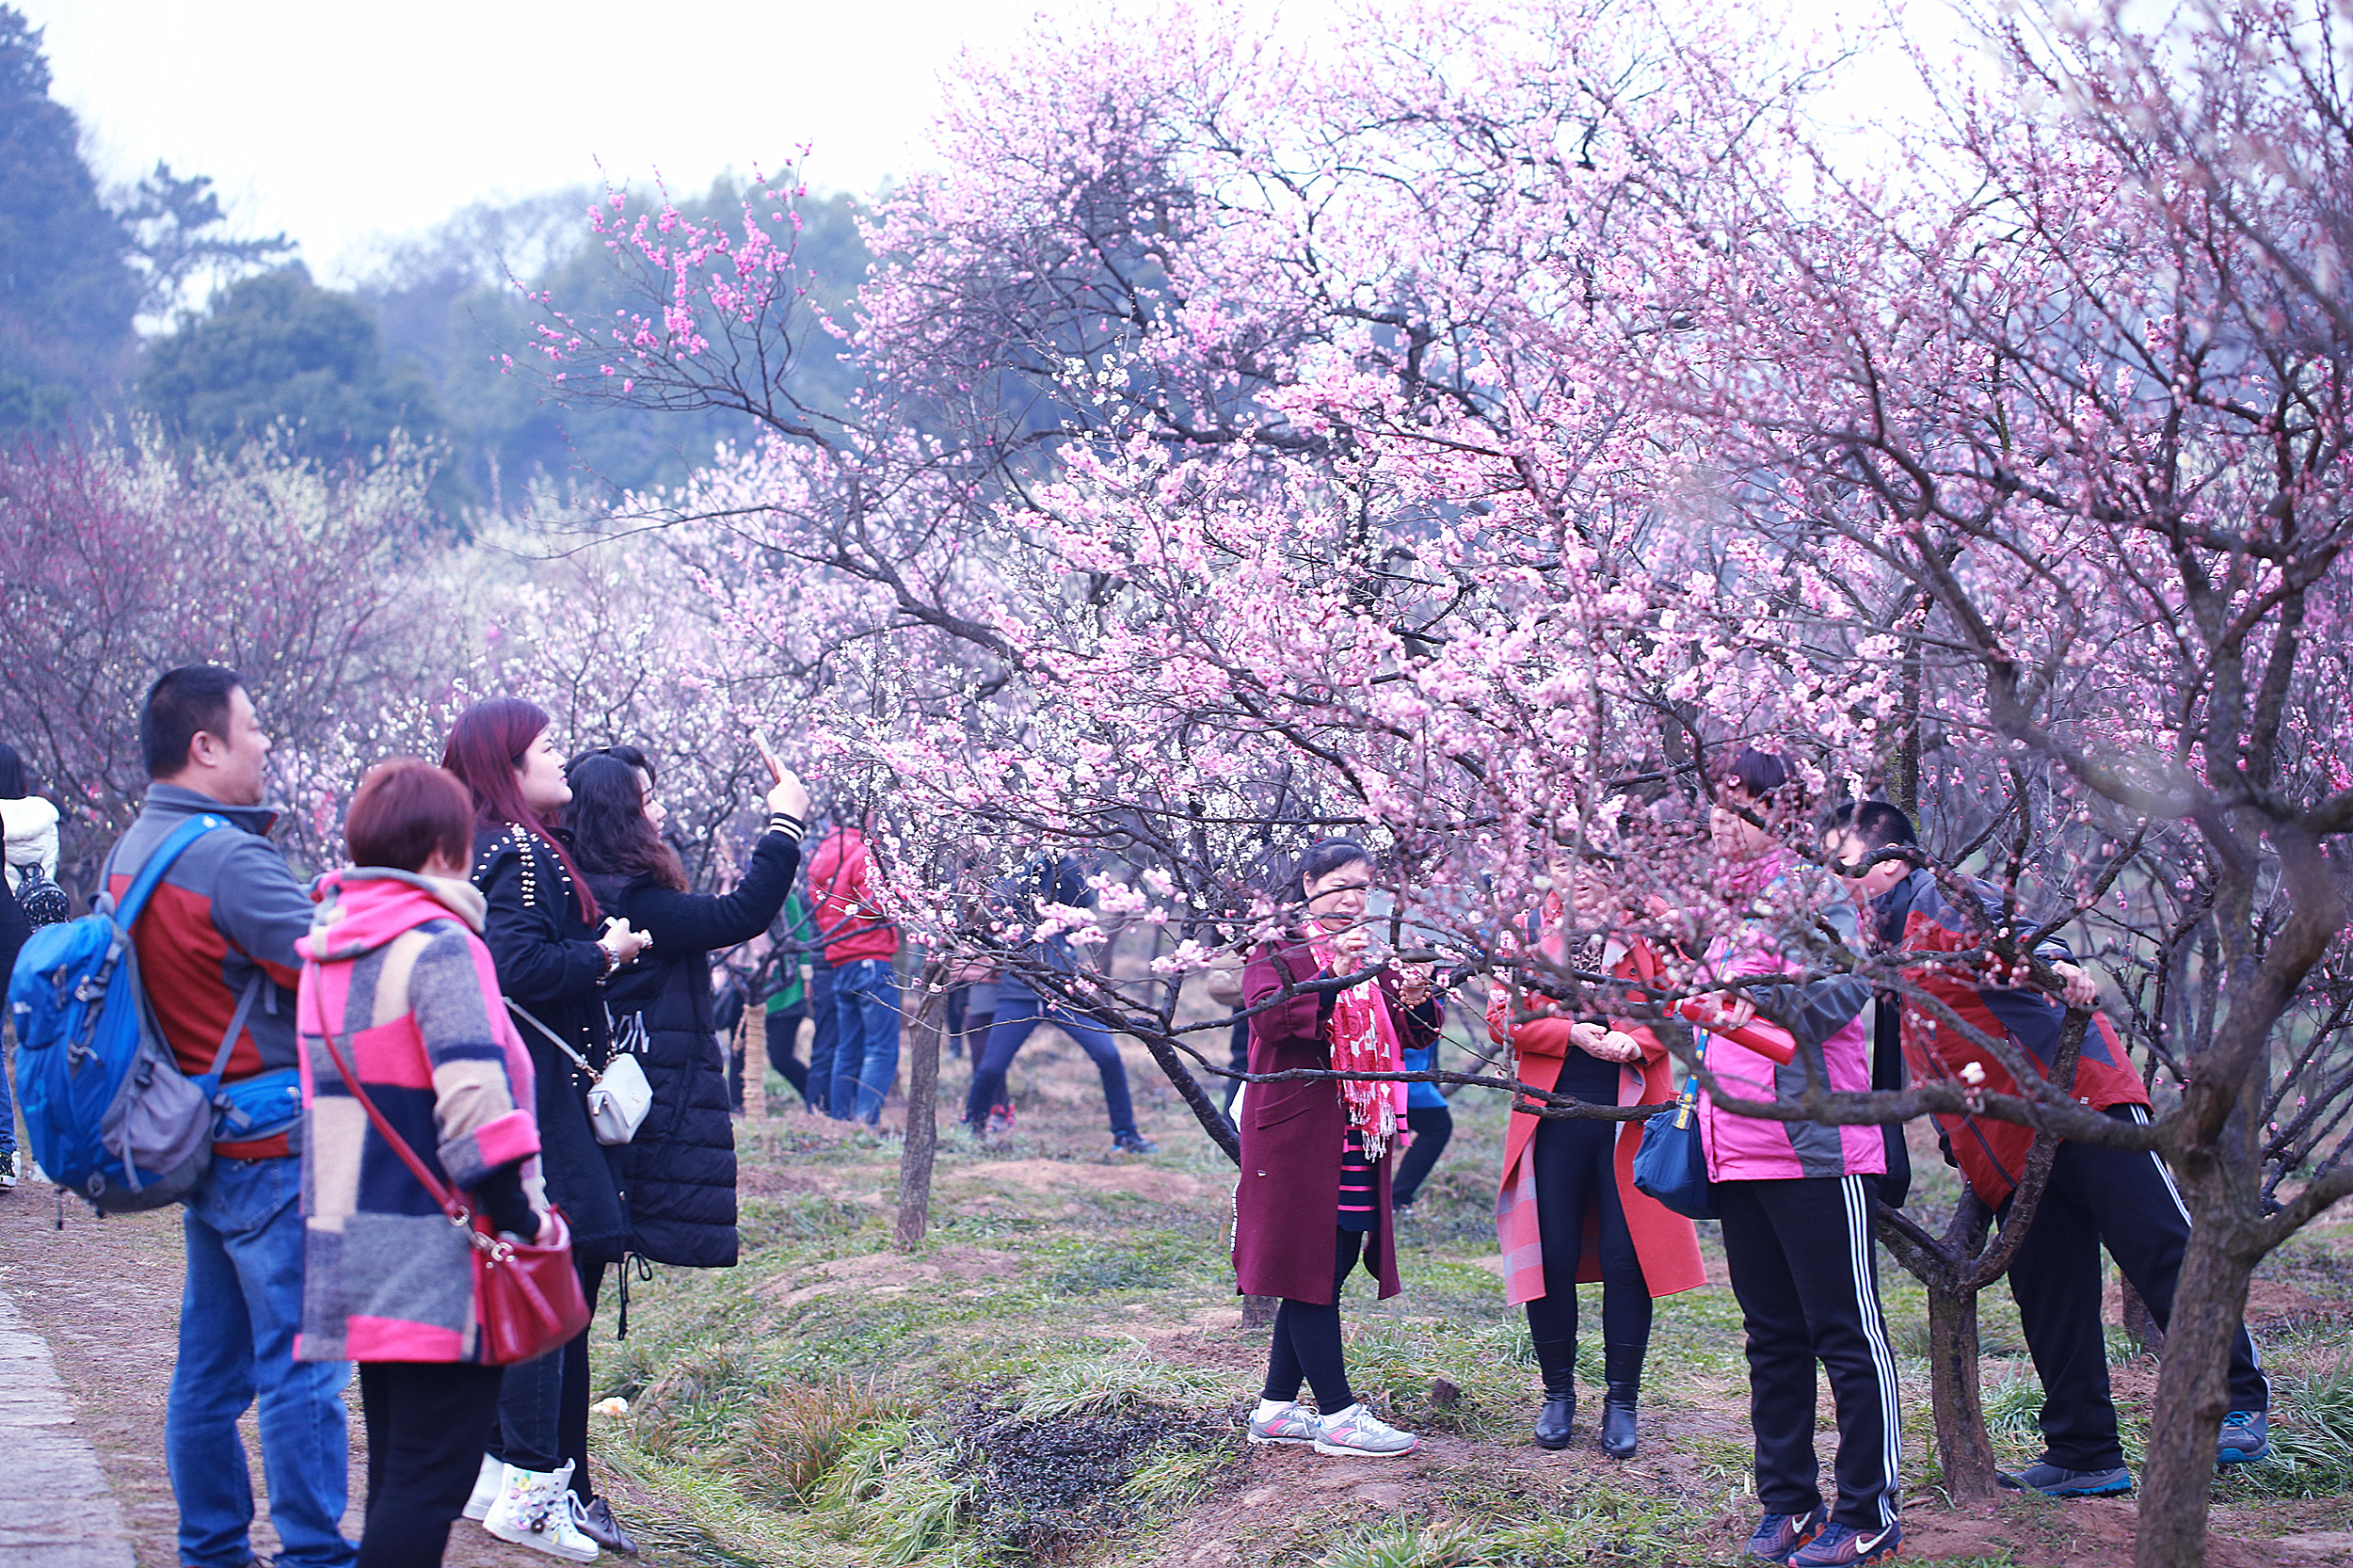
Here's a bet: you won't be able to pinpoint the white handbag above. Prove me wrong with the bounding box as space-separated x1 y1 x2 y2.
507 1001 654 1146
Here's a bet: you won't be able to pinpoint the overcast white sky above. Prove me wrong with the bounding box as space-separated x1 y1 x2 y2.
24 0 1054 282
27 0 1939 288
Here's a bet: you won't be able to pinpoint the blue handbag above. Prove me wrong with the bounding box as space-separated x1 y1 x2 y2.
1632 1073 1718 1220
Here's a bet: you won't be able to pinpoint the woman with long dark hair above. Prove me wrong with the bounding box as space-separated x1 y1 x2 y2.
1236 838 1436 1459
441 698 646 1560
563 748 809 1272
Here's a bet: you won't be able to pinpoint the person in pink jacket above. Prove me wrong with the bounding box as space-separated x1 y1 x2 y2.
294 760 556 1568
1694 750 1901 1568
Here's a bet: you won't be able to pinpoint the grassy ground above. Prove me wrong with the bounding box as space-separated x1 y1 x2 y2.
584 1018 2353 1567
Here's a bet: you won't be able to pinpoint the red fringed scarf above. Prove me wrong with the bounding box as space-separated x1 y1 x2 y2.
1309 931 1404 1160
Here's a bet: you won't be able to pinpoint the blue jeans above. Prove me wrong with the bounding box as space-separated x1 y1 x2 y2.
828 959 901 1124
170 1155 357 1568
807 960 838 1115
964 989 1137 1135
0 1036 15 1157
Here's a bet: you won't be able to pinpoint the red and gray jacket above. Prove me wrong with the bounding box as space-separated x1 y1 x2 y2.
1870 866 2147 1205
106 784 313 1157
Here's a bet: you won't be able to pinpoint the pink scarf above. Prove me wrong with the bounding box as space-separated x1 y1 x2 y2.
1309 930 1404 1160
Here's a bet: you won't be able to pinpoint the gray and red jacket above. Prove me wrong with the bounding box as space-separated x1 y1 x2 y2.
105 784 312 1157
1870 866 2146 1205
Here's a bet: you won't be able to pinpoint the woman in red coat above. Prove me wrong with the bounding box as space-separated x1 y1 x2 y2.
1490 877 1704 1457
1236 839 1437 1459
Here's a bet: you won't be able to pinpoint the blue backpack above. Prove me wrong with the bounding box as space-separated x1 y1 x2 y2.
7 814 264 1213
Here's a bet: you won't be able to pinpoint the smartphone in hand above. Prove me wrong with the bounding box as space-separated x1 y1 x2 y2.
751 727 785 785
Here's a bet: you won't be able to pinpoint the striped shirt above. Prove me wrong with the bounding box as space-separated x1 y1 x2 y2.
1337 1126 1377 1231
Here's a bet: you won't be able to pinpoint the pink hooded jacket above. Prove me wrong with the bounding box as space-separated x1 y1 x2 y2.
1696 856 1884 1183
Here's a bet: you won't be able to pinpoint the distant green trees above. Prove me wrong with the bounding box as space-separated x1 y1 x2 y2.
140 264 444 473
0 2 873 518
0 7 136 432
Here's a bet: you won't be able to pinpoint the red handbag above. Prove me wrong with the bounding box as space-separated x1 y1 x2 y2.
311 1001 592 1365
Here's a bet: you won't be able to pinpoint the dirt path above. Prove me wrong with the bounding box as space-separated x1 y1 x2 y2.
0 1283 135 1568
0 1181 664 1567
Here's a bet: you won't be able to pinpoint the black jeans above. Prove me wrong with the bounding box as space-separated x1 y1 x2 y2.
1262 1228 1369 1411
2003 1104 2267 1469
765 1006 810 1106
1717 1174 1901 1532
1391 1104 1454 1208
807 961 838 1115
494 1254 604 1499
358 1361 504 1568
1522 1112 1650 1348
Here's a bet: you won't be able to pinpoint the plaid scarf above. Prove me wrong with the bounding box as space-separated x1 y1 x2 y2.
1309 930 1403 1160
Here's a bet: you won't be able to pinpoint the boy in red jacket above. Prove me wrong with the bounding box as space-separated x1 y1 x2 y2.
1829 801 2269 1497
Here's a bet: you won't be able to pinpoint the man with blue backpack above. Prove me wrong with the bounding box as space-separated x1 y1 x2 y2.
100 666 356 1568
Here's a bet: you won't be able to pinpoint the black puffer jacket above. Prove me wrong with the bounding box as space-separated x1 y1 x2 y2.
592 824 802 1267
472 824 630 1264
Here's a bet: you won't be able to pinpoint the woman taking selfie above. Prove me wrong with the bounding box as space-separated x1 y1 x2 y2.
1488 861 1702 1458
1236 838 1435 1459
564 745 810 1271
442 698 646 1560
293 760 552 1568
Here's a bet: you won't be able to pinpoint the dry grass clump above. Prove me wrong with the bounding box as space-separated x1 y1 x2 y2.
724 1381 903 1507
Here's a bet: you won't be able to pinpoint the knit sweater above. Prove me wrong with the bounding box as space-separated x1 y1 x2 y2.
294 868 548 1364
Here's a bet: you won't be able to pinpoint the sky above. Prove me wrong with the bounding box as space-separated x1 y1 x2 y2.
24 0 1054 283
27 0 1938 291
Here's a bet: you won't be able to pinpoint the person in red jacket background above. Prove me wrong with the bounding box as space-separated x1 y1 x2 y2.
1829 799 2270 1497
808 818 903 1125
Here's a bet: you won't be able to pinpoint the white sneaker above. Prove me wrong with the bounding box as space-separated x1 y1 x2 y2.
461 1451 503 1521
1313 1402 1419 1457
482 1461 600 1560
0 1151 17 1189
1247 1400 1320 1446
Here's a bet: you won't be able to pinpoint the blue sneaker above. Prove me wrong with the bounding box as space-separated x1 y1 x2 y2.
1745 1506 1827 1562
1998 1460 2135 1496
1789 1520 1902 1566
2217 1410 2270 1464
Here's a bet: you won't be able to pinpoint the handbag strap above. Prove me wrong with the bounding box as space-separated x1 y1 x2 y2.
307 986 471 1229
505 999 599 1077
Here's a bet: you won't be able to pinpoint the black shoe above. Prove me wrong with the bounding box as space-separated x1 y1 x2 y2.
1112 1129 1158 1154
1600 1339 1642 1459
570 1492 640 1554
1532 1337 1576 1448
1997 1460 2134 1496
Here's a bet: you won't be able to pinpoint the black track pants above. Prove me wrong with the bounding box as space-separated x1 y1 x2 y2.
1717 1174 1901 1532
2003 1104 2267 1470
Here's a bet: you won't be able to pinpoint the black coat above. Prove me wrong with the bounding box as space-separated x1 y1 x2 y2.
471 824 630 1263
592 827 801 1268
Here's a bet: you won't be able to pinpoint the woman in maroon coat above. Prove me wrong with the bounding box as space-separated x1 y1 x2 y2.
1236 839 1437 1459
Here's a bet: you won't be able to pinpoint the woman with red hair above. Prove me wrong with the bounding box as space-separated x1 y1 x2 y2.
441 698 646 1560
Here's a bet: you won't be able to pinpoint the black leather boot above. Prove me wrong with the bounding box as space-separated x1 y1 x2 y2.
1600 1340 1643 1459
1532 1338 1576 1448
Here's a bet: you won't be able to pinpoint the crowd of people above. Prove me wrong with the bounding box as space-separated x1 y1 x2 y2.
0 676 2274 1568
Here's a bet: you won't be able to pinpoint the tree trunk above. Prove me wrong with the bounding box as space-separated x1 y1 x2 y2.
2133 1192 2254 1568
894 966 948 1251
1925 1282 1998 1499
